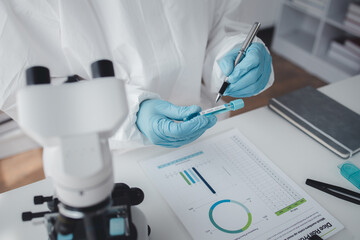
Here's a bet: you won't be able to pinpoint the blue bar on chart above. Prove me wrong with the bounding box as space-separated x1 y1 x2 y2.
184 170 196 184
189 168 200 182
192 167 216 194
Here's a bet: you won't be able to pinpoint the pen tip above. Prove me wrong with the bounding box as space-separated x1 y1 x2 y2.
215 95 221 103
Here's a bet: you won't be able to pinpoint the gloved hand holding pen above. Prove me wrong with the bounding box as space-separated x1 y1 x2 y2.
136 99 217 148
218 42 272 98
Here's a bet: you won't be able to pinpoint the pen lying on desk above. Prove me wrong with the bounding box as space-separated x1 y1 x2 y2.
306 179 360 205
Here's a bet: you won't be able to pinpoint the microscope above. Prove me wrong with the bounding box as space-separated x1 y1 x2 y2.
17 60 149 240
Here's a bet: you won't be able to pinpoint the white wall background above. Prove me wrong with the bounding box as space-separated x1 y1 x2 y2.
238 0 283 29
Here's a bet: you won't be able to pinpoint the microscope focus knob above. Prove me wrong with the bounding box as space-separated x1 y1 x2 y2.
34 195 53 205
21 211 51 221
26 66 50 85
130 187 145 206
91 59 115 78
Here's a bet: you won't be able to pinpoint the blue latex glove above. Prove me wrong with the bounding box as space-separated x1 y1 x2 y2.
136 99 217 148
218 42 272 98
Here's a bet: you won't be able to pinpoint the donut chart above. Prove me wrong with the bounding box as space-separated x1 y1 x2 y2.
209 199 252 234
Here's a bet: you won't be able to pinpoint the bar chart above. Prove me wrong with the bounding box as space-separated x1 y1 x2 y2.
179 167 216 194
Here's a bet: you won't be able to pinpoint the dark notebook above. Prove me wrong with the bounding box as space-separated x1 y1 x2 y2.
268 86 360 159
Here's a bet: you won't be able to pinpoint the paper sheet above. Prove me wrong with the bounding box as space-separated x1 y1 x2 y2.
140 129 343 240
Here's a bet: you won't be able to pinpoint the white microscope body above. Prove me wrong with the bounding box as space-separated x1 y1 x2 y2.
17 60 149 240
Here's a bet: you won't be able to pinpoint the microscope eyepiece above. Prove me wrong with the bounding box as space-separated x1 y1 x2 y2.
91 59 115 78
26 66 51 85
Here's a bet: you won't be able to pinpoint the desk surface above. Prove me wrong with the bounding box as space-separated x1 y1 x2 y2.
1 76 359 240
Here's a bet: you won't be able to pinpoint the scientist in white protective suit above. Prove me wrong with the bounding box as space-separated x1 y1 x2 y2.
0 0 273 152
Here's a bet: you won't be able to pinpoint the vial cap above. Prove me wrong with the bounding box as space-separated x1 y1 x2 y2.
230 99 244 111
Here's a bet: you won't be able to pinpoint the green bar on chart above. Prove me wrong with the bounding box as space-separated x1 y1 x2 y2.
180 172 191 185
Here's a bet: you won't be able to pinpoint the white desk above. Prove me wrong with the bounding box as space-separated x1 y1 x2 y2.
1 76 359 240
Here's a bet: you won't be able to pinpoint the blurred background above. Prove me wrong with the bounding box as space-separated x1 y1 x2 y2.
1 0 359 193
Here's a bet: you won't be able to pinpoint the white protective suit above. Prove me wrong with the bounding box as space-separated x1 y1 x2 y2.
0 0 274 150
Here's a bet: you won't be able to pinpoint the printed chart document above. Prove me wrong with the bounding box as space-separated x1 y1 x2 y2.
140 129 343 240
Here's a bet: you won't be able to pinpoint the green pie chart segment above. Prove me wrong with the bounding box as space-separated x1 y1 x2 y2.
209 199 252 234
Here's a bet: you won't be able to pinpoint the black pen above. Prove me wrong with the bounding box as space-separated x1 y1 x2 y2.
306 178 360 205
215 22 261 103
